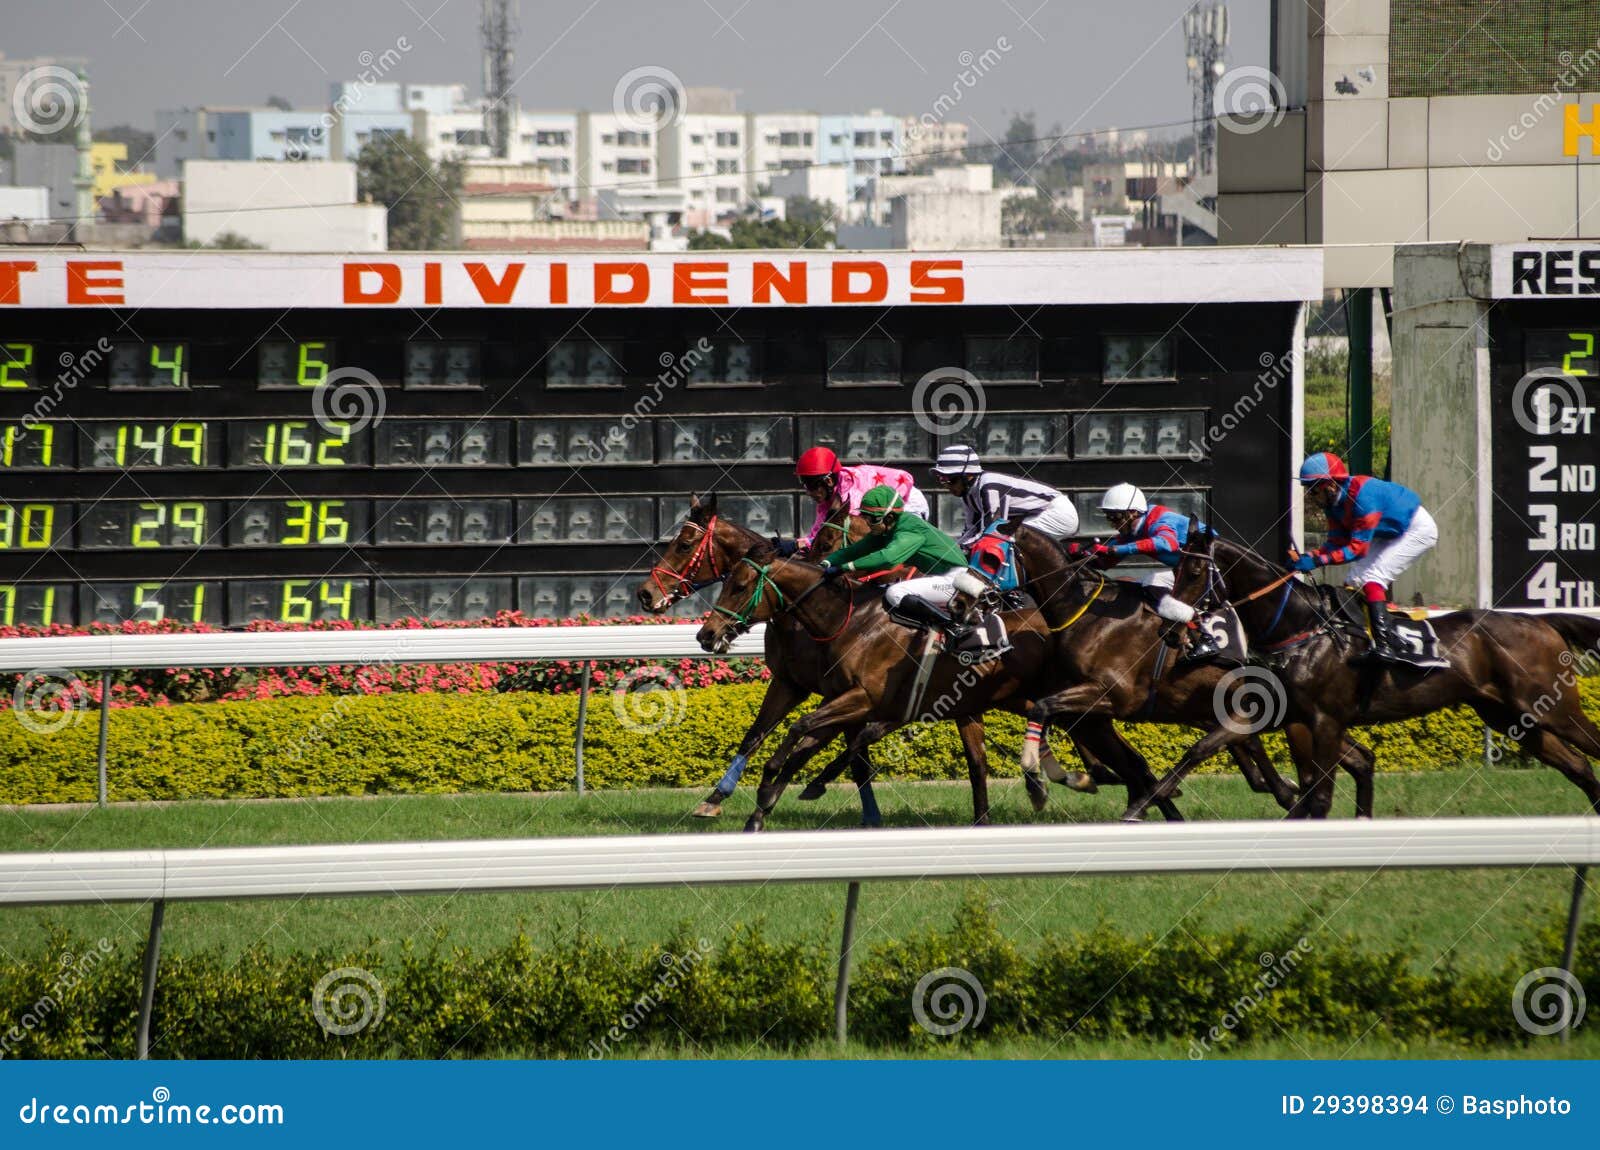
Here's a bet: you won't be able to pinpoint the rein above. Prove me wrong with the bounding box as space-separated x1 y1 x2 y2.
650 516 723 603
712 558 853 643
1047 574 1106 631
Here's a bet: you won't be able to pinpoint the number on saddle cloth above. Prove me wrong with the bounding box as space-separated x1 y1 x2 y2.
1382 612 1444 663
968 522 1020 591
1196 605 1248 666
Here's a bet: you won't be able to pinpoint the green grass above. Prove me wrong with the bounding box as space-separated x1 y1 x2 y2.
0 768 1589 982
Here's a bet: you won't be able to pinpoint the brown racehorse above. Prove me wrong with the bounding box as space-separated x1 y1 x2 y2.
797 521 1374 821
695 525 1347 829
637 495 1089 824
1151 531 1600 817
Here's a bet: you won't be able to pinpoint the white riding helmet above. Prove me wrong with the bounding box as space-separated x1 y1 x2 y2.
1099 483 1148 514
932 443 983 476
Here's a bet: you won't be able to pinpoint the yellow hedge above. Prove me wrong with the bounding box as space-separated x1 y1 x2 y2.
0 678 1590 804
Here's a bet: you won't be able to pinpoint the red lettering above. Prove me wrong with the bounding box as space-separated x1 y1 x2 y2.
752 261 806 304
550 262 568 304
673 262 728 304
424 262 442 305
0 261 38 305
66 260 124 305
465 262 524 304
595 262 649 304
344 262 401 304
832 261 887 303
910 259 964 303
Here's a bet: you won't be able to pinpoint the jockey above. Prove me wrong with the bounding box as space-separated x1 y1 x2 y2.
785 446 930 556
1292 452 1439 667
1095 483 1221 664
819 484 986 645
930 444 1080 548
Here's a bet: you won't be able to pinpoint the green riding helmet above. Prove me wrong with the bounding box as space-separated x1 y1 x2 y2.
858 484 905 521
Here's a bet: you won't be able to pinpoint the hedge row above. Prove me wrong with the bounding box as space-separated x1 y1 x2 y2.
1 901 1590 1058
0 675 1584 804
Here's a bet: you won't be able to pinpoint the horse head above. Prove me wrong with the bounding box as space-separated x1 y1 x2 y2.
637 491 729 612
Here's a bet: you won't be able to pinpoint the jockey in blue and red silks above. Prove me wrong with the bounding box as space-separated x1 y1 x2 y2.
1292 451 1439 666
1093 483 1221 664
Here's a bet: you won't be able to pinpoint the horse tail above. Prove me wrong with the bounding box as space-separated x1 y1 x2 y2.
1542 612 1600 658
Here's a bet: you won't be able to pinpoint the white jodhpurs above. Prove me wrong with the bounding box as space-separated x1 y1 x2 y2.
1025 496 1080 540
901 486 931 520
1134 567 1195 623
1347 506 1437 589
883 574 957 611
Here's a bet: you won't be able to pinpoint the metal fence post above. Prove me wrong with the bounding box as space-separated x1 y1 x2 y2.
574 661 592 796
137 900 166 1060
834 881 862 1047
1560 865 1588 1044
96 669 112 809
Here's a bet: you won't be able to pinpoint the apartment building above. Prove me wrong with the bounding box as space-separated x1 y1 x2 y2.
819 112 905 200
576 111 658 206
658 112 749 226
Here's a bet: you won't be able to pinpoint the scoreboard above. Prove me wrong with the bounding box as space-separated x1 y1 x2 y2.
0 249 1321 627
1393 243 1600 610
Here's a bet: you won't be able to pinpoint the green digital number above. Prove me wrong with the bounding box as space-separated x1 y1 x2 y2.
317 421 350 465
297 342 330 386
1 424 51 466
132 583 165 621
1562 332 1595 376
281 580 355 622
132 502 205 547
319 580 353 619
261 421 346 466
0 343 32 388
280 500 348 545
149 344 186 387
0 504 54 549
172 422 205 465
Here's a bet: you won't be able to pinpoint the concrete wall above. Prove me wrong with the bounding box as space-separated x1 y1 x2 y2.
182 160 385 250
0 186 50 223
1389 243 1493 607
891 190 1001 250
10 143 79 220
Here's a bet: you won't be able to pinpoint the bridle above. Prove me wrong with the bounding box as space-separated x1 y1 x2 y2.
710 557 852 643
649 516 724 605
1176 545 1330 648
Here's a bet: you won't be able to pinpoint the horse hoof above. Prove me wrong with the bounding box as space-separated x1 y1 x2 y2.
860 816 883 829
1119 813 1143 824
743 816 764 833
1028 790 1048 813
798 781 826 801
691 801 723 819
1059 771 1098 794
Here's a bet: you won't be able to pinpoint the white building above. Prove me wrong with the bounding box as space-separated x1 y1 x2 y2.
576 112 658 209
768 164 850 216
659 113 749 227
900 117 969 165
0 186 51 224
864 163 993 225
597 186 689 251
891 189 1002 250
181 160 385 251
0 53 88 136
746 113 820 193
517 113 579 200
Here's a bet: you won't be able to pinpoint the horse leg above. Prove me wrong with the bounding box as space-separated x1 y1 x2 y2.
1485 701 1600 813
1120 723 1251 822
745 689 874 832
798 721 864 800
693 673 808 818
1281 722 1321 820
1292 719 1344 819
1057 711 1185 822
1337 737 1376 819
955 715 994 824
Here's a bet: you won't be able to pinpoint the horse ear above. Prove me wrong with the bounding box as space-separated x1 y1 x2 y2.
689 491 716 522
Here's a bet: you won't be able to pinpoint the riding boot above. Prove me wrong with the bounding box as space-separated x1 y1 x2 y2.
1178 620 1224 665
889 596 973 645
1358 598 1405 665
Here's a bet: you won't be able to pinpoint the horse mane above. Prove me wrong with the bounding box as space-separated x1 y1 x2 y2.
1210 536 1325 613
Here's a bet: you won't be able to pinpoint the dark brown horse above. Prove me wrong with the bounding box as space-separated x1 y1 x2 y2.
637 495 1090 824
1154 532 1600 817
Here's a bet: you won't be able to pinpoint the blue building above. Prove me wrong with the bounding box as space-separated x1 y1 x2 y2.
818 112 905 200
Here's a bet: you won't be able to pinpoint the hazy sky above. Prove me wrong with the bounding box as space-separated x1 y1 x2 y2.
7 0 1269 144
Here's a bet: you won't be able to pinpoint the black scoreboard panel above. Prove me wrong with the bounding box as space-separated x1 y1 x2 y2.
0 304 1299 625
1491 307 1600 608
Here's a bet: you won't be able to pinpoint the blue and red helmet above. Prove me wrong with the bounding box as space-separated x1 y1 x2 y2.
1297 452 1349 485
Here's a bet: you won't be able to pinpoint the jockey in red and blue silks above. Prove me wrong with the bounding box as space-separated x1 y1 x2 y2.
1093 483 1220 663
1292 451 1439 666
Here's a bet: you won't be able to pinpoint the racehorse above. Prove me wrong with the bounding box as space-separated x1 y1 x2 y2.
1152 531 1600 817
796 521 1374 821
695 524 1354 829
637 495 1093 824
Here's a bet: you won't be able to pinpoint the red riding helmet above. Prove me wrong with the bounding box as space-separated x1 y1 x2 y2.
795 446 840 479
1297 452 1350 484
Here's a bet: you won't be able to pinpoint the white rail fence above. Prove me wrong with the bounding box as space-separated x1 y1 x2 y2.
0 624 769 806
0 817 1593 1057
